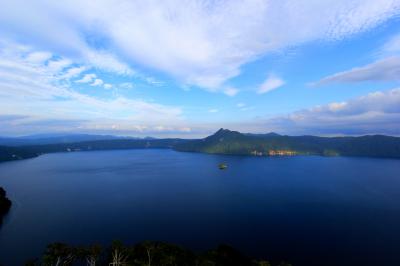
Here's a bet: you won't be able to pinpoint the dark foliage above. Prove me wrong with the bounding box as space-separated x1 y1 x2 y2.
25 241 291 266
0 145 38 163
0 187 12 225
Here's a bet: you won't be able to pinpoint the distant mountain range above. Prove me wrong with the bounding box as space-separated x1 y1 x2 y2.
0 129 399 163
0 134 137 146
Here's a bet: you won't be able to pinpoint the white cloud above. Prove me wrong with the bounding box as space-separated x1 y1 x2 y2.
1 0 399 92
223 87 239 97
257 74 285 94
90 78 104 87
47 58 72 73
313 56 400 85
143 77 164 86
61 66 87 79
104 83 113 89
314 32 400 86
264 88 400 135
76 73 96 84
85 49 134 76
25 51 52 64
0 41 185 135
382 33 400 54
235 102 254 111
119 82 133 89
209 109 219 113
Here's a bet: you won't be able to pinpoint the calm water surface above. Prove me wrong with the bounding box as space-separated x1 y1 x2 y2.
0 149 400 266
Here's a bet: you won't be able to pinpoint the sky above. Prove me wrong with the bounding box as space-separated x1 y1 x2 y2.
0 0 400 138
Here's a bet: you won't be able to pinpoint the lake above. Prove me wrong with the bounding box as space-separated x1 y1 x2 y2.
0 149 400 266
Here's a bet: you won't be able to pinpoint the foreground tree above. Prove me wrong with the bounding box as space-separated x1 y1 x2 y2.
42 243 75 266
28 240 282 266
86 244 102 266
142 241 156 266
109 241 129 266
255 261 271 266
74 244 102 266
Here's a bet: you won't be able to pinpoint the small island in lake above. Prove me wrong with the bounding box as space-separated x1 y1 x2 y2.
0 187 12 225
218 163 228 169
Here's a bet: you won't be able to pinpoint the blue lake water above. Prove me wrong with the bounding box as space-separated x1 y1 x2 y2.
0 149 400 266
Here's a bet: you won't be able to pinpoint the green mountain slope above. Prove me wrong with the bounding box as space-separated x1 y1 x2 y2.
174 129 400 158
0 129 399 162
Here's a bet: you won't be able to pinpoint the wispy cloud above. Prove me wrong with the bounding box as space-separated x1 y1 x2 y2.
264 88 400 135
382 33 400 54
313 57 400 85
104 84 113 89
0 41 185 135
119 82 133 89
25 51 52 64
0 114 29 123
1 1 400 136
1 0 399 92
314 31 400 86
47 58 72 73
257 74 285 94
76 73 96 84
236 103 254 111
61 66 87 80
223 87 239 97
90 78 104 87
85 49 134 76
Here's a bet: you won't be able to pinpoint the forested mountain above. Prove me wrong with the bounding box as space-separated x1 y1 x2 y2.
0 129 399 163
0 146 38 162
174 129 400 158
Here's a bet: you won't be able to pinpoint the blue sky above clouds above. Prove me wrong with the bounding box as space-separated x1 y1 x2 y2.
1 0 400 137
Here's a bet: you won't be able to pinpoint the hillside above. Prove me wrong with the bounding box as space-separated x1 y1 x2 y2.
0 130 399 162
174 129 400 158
0 146 39 162
0 138 192 163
